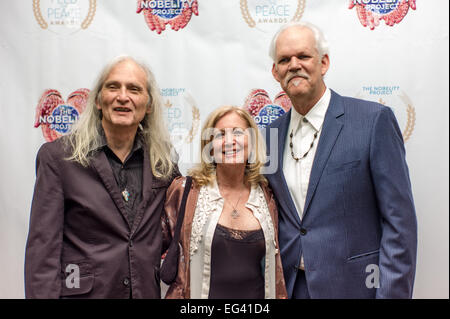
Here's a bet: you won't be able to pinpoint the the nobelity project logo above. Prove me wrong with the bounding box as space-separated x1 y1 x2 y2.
357 85 416 142
349 0 416 30
162 88 200 163
244 89 292 129
137 0 199 34
240 0 306 32
34 89 90 142
33 0 96 34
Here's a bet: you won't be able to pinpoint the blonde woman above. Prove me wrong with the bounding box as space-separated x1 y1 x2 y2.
163 106 287 299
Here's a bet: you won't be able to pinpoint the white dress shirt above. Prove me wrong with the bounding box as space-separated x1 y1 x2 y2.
282 88 331 269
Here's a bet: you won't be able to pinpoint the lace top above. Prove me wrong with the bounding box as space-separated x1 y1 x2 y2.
214 223 264 242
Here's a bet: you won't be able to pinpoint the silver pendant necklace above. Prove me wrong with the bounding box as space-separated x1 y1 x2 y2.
122 189 130 202
229 192 243 219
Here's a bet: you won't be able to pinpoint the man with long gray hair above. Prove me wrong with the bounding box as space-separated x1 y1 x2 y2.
25 55 179 298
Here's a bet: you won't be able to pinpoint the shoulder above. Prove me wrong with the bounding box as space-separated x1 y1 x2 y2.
258 182 276 208
167 176 198 197
266 110 291 130
329 90 395 128
168 176 187 192
34 138 75 178
259 182 273 198
36 137 69 164
262 110 291 147
343 96 396 129
335 91 387 116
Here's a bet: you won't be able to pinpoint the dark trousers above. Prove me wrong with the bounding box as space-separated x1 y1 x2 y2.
292 269 310 299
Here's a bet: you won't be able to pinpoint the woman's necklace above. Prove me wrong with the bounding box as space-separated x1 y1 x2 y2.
229 192 243 219
217 179 246 219
221 192 242 219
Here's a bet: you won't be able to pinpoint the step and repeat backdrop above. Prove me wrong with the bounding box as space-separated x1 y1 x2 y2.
0 1 448 298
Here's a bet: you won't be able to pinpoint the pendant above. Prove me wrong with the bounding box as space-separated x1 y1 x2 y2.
231 209 239 219
122 189 130 202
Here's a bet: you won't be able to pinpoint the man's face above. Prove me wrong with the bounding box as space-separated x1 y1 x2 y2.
97 59 150 130
272 26 329 102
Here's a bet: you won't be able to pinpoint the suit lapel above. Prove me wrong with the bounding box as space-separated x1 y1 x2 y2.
91 150 130 227
131 146 154 233
267 111 302 227
302 90 344 219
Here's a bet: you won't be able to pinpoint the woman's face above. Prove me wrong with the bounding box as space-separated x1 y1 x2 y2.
211 112 250 166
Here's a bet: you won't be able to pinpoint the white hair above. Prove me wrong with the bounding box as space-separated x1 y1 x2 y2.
269 21 330 62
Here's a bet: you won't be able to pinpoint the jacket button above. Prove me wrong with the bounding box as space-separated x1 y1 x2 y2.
123 277 130 287
300 228 307 236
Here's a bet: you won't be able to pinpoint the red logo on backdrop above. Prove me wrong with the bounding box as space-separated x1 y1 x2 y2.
349 0 416 30
34 89 90 142
137 0 198 34
244 89 292 116
244 89 292 128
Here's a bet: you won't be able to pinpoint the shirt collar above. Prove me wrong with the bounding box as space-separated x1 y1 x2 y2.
246 184 260 208
289 87 331 133
207 178 222 202
97 127 145 153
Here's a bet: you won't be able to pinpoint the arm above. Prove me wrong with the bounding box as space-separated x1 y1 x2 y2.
161 176 185 254
369 107 417 298
24 143 65 298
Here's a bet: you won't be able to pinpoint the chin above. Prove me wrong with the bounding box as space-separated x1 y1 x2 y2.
224 157 247 165
111 117 136 126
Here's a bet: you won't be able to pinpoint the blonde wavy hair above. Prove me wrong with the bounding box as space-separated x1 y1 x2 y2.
65 55 176 179
188 106 267 187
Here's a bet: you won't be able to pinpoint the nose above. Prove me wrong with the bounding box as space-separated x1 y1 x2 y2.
224 130 235 145
288 56 302 71
116 87 130 103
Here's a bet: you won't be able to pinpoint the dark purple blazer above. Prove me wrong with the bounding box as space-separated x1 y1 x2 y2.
25 137 178 298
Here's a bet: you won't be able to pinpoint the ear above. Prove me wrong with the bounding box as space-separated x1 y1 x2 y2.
321 54 330 76
272 63 281 83
145 96 152 114
95 93 102 110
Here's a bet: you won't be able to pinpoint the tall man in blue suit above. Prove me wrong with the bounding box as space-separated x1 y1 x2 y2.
264 22 417 298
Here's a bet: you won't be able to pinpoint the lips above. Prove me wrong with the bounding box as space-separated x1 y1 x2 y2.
113 107 131 112
223 148 242 156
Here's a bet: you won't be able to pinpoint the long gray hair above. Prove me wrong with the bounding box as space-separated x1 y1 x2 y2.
65 55 176 179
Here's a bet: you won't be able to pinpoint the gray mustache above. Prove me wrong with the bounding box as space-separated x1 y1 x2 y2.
284 72 309 86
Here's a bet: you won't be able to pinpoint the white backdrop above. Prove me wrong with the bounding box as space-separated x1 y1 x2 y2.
0 0 448 298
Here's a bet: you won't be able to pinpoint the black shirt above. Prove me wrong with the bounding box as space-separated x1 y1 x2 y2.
101 132 144 226
208 224 265 299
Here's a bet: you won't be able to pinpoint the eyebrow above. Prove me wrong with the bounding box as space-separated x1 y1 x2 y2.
214 127 247 132
104 80 144 90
